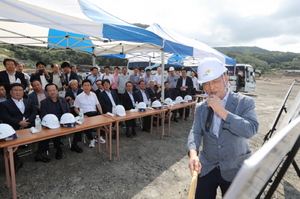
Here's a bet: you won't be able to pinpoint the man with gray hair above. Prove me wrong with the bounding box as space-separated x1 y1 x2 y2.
116 67 130 102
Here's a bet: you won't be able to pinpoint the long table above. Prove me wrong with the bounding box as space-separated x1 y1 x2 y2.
0 115 114 199
103 108 167 157
164 101 197 137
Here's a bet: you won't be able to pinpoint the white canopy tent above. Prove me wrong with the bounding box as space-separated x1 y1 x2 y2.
0 0 164 65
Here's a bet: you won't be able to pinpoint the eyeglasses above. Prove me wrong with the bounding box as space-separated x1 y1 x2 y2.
202 78 222 87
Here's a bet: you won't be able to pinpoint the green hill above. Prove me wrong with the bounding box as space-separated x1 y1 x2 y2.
215 46 300 73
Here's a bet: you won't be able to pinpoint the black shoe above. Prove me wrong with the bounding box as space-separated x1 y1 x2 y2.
184 117 188 121
142 128 150 132
173 118 179 122
15 161 23 174
55 148 63 160
35 155 51 163
70 144 83 153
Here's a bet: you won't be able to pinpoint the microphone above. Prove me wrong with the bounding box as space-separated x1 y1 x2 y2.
205 107 214 132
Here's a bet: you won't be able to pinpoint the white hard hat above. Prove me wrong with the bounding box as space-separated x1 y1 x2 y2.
60 113 76 127
175 96 184 104
197 57 227 84
115 105 126 116
137 102 147 111
169 67 175 72
152 100 162 109
184 95 193 102
163 98 174 106
0 123 16 139
42 114 60 129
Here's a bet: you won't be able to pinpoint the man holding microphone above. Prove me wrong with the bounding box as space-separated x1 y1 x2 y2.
187 58 259 199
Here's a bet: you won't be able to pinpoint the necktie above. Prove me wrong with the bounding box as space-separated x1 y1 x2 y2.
65 73 69 86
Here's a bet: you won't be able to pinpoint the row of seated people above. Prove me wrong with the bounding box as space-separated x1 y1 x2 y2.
0 78 181 173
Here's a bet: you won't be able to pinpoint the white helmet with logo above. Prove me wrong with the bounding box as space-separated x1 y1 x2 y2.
152 100 162 109
60 113 76 127
163 98 174 106
0 124 16 139
197 57 227 84
42 114 60 129
137 102 147 112
175 96 184 104
115 105 126 116
184 95 193 102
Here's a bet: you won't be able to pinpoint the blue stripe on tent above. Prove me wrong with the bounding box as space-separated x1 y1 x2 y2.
79 0 130 25
48 29 93 52
168 55 185 66
102 24 163 47
164 40 193 56
103 54 127 59
217 51 236 65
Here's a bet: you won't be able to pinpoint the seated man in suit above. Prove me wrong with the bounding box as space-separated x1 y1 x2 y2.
99 79 119 114
176 69 193 120
30 61 52 90
65 79 83 116
94 80 104 103
121 81 137 137
0 83 37 173
0 58 27 96
164 81 178 122
37 83 75 161
133 80 151 132
74 79 105 147
28 80 48 113
147 80 161 103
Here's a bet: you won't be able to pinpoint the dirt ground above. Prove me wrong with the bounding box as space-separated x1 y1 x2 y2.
0 76 300 199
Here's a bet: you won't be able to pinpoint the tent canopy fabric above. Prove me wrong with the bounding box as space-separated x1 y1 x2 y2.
0 0 163 54
147 23 236 65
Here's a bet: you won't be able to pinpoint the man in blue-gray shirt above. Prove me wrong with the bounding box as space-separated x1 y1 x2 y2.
187 58 259 199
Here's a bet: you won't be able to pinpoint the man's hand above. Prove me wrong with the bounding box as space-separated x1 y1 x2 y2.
19 119 30 128
188 149 202 176
207 95 228 120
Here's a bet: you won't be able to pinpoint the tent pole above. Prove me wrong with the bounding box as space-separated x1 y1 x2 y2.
161 49 165 101
92 47 96 66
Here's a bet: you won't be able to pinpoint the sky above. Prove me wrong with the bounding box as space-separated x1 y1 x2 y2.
91 0 300 53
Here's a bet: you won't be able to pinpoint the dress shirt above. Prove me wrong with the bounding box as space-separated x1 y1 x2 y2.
74 92 99 113
140 89 149 105
117 74 130 94
105 90 116 107
182 77 187 91
102 74 114 85
7 71 16 83
167 75 179 88
87 74 102 90
212 91 229 138
127 91 135 106
12 98 25 120
153 74 163 85
111 74 119 89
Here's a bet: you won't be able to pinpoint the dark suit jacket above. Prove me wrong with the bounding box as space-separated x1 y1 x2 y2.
99 90 119 114
0 98 37 130
164 88 175 100
65 88 83 101
40 97 70 119
133 89 150 103
147 87 161 102
95 89 103 103
30 73 53 84
176 76 193 96
63 71 79 86
121 91 135 110
0 70 27 94
28 91 48 109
